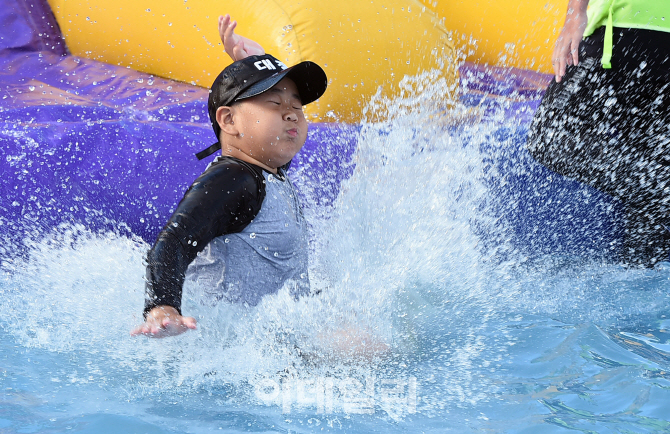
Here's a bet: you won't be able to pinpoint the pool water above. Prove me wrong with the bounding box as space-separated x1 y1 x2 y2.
2 66 670 434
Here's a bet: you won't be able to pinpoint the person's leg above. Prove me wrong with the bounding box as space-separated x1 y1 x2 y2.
527 54 609 183
617 92 670 265
527 28 670 265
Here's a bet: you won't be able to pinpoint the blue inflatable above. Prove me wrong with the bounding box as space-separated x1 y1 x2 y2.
0 0 624 260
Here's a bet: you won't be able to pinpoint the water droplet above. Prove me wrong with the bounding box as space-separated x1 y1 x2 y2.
192 241 197 246
604 97 617 107
28 86 35 92
224 238 230 243
250 233 256 239
274 252 279 257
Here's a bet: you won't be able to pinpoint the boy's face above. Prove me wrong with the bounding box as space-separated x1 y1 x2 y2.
223 78 308 169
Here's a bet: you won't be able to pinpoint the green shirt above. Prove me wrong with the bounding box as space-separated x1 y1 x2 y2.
583 0 670 68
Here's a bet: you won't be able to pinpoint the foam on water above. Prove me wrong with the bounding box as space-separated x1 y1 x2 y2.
2 62 670 431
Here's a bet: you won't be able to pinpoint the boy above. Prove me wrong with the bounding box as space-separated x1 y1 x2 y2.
131 16 327 338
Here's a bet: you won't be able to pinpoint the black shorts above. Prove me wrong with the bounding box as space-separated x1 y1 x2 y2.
527 27 670 263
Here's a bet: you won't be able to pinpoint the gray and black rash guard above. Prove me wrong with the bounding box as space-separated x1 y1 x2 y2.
144 156 309 317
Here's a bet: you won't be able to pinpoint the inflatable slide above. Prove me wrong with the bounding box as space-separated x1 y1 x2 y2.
1 0 623 258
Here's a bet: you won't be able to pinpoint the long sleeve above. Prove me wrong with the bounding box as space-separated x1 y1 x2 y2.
143 158 265 317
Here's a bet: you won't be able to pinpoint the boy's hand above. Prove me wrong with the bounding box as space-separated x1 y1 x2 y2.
219 14 265 61
130 305 197 338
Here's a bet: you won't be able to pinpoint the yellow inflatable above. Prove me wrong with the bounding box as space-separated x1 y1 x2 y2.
47 0 568 121
419 0 568 73
47 0 457 123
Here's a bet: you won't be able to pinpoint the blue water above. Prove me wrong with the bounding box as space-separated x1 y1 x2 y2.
2 69 670 433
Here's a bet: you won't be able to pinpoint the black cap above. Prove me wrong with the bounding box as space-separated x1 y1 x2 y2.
196 54 328 160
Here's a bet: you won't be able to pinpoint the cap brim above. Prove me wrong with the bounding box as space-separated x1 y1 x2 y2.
235 61 327 105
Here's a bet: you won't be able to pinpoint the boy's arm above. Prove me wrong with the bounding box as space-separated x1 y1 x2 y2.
219 14 265 61
132 161 265 338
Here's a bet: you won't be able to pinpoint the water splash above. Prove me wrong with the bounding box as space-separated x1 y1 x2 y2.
2 62 670 430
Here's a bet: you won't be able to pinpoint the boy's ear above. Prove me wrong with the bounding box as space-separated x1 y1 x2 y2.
216 106 238 136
